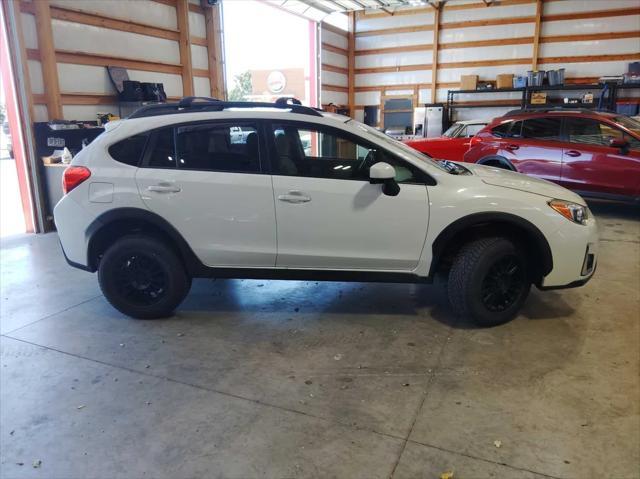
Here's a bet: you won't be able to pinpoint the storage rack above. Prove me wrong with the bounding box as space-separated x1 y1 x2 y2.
445 83 640 126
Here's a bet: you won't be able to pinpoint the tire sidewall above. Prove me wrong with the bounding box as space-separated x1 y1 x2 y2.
466 240 530 326
98 236 190 319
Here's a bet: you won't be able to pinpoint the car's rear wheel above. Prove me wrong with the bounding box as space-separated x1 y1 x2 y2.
448 237 530 327
98 236 191 319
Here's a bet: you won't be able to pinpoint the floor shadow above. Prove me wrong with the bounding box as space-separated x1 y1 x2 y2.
587 199 639 221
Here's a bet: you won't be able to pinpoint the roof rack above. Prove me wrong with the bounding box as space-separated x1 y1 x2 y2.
503 107 612 116
127 96 324 119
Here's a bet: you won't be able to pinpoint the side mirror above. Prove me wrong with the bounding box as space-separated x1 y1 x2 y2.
369 162 400 196
609 137 630 154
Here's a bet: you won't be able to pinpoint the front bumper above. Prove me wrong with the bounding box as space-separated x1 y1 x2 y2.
539 215 599 289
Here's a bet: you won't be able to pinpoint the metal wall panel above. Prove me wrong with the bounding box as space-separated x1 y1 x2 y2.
51 20 181 64
189 10 206 38
356 70 431 86
542 15 640 36
20 12 37 49
540 38 640 58
355 91 380 105
191 44 209 70
194 76 211 97
441 3 536 23
321 90 348 105
439 44 533 63
49 0 177 30
322 70 348 87
27 60 44 95
356 31 434 51
440 23 534 43
544 0 637 15
321 50 348 69
57 64 113 94
357 12 434 32
322 30 348 50
356 51 432 69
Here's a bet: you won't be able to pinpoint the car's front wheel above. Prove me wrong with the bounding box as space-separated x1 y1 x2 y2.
448 237 530 327
98 236 191 319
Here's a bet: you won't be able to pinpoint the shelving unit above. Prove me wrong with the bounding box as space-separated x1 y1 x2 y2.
445 83 640 126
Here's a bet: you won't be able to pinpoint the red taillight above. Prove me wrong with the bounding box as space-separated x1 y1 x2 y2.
62 166 91 194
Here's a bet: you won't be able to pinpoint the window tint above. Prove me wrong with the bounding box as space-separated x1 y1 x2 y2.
566 118 624 147
108 133 148 166
146 128 176 168
521 117 562 140
176 123 260 172
271 123 423 183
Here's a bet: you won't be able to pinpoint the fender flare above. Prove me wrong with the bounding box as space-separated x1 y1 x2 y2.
85 207 203 274
429 212 553 281
477 156 517 171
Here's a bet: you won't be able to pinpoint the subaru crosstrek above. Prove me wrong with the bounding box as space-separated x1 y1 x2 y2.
54 97 598 326
463 109 640 203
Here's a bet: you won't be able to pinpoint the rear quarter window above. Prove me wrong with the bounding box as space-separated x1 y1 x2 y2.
108 133 149 166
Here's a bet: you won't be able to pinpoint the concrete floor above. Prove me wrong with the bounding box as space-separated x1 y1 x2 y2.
0 202 638 479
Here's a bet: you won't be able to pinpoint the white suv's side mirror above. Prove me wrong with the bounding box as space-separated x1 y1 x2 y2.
369 162 396 181
369 162 400 196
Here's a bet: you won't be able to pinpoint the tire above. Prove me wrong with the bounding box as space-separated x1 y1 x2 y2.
448 237 530 327
98 235 191 319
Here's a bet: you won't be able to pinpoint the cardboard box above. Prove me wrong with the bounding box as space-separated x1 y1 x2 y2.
460 75 478 90
497 74 514 89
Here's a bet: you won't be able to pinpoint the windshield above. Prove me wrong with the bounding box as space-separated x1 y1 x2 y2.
613 116 640 136
348 120 448 172
443 124 463 138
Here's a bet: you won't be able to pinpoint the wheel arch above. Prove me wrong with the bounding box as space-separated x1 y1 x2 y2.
477 155 517 171
429 212 553 285
85 208 203 275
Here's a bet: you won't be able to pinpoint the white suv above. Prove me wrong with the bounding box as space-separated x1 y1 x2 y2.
54 97 598 326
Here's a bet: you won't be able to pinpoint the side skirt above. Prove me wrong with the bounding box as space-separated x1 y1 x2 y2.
192 266 433 284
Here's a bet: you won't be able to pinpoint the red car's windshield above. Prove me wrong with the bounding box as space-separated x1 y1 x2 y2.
613 116 640 137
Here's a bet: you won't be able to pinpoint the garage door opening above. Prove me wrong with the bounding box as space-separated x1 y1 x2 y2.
0 77 26 237
223 0 317 107
0 3 34 237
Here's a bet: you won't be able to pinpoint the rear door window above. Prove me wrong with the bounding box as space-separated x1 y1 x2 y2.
521 117 562 141
175 123 260 173
145 128 176 169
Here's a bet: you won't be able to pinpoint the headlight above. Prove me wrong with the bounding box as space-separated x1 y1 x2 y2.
548 199 588 225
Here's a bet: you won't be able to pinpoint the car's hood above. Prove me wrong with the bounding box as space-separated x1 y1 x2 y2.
463 163 586 205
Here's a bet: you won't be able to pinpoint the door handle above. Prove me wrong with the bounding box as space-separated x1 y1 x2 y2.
147 184 181 193
505 144 519 151
565 150 581 157
278 191 311 204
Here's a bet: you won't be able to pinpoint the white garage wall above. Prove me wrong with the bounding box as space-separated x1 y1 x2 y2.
19 0 218 121
350 0 640 125
320 21 349 107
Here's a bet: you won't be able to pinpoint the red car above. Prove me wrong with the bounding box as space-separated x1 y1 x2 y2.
404 120 487 161
463 109 640 202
